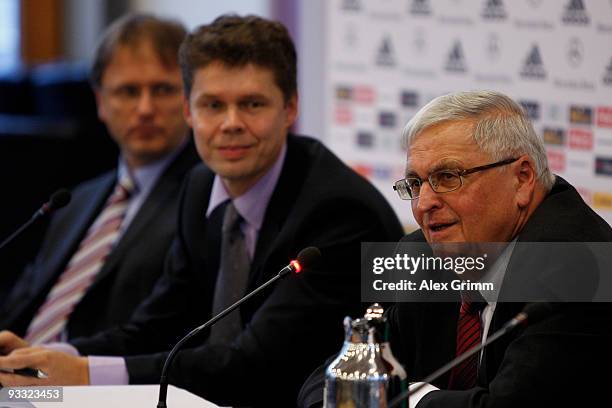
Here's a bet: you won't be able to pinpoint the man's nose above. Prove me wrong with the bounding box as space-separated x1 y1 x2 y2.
220 106 244 133
136 90 155 116
414 181 443 213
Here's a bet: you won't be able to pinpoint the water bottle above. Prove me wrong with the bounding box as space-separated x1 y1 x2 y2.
324 304 407 407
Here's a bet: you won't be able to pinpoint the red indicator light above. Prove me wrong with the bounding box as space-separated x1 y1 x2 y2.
290 260 302 273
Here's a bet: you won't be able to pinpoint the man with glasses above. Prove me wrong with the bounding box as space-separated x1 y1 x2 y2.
0 14 199 342
299 90 612 407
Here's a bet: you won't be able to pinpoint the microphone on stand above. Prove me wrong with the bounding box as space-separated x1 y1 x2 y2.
0 189 71 251
388 302 560 408
156 246 322 408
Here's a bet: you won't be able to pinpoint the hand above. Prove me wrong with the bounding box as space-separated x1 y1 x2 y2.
0 347 89 387
0 330 29 355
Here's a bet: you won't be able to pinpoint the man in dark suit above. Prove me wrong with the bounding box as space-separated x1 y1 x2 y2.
298 90 612 407
0 15 404 406
0 14 199 342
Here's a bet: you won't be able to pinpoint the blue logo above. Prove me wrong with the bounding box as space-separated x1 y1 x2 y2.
520 45 546 80
482 0 507 20
445 41 467 73
562 0 590 25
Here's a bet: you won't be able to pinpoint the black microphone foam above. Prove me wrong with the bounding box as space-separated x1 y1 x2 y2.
521 302 560 325
297 246 321 269
47 189 71 211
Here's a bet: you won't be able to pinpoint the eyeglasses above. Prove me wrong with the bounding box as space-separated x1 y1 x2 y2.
393 157 519 200
103 83 182 107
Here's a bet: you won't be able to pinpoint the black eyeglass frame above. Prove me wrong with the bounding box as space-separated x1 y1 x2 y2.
393 157 519 200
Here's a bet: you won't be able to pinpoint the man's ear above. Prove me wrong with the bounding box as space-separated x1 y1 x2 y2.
183 96 193 128
514 155 537 208
284 93 299 128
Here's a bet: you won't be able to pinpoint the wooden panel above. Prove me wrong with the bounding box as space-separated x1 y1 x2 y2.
20 0 63 64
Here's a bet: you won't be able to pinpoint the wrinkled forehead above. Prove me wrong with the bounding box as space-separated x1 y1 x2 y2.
404 121 487 176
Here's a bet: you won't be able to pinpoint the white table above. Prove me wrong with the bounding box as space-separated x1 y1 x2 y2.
0 385 220 407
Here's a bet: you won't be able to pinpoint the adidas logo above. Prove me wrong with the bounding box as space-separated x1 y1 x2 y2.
410 0 432 16
603 58 612 86
445 41 467 73
482 0 507 20
376 36 396 67
520 45 546 80
562 0 590 25
341 0 361 11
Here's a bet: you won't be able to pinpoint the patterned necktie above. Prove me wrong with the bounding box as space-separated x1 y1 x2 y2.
208 201 250 344
25 176 133 344
448 294 486 390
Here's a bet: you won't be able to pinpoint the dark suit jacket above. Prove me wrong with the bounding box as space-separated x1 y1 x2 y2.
0 140 199 339
71 135 404 407
298 177 612 408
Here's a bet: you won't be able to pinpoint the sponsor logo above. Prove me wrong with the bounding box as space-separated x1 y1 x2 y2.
376 36 396 67
567 37 584 67
519 100 540 120
334 106 353 125
593 192 612 209
352 164 373 178
547 104 563 121
603 58 612 86
335 86 352 101
543 128 565 146
597 107 612 128
413 28 426 54
486 32 501 61
568 129 593 150
547 150 566 172
379 111 397 128
445 41 467 73
569 105 593 125
520 45 546 79
410 0 432 16
372 165 392 180
595 157 612 176
562 0 590 25
401 91 419 108
341 0 361 11
356 131 374 148
353 86 375 104
482 0 507 20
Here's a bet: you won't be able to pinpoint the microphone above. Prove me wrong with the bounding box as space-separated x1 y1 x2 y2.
388 302 560 408
156 246 321 408
0 189 71 251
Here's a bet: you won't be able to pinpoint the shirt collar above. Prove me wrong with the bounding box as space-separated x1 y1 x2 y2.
478 239 517 304
206 142 287 231
117 138 187 196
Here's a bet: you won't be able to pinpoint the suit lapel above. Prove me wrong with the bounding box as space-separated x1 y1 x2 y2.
30 174 116 299
248 137 307 288
88 142 199 287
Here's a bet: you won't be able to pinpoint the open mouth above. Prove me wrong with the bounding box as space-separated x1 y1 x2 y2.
429 222 456 232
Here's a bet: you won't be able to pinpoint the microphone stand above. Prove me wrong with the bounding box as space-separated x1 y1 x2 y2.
156 264 296 407
388 312 528 407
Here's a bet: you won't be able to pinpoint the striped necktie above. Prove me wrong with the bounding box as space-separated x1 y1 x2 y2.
448 295 486 390
25 176 134 344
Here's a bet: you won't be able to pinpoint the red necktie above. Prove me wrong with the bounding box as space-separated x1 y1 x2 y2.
448 298 485 389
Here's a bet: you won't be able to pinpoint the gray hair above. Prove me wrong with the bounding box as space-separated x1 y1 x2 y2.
401 90 555 190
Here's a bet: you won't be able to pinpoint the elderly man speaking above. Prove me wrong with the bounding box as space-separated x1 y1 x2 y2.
299 90 612 408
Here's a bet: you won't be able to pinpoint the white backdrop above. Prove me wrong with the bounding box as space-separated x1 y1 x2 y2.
306 0 612 229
